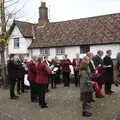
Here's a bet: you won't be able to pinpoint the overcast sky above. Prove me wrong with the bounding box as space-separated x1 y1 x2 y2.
9 0 120 23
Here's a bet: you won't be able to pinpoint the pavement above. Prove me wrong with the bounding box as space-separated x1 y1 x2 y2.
0 84 120 120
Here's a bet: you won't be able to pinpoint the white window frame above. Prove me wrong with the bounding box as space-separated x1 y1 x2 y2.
14 37 19 49
40 48 50 56
56 47 65 55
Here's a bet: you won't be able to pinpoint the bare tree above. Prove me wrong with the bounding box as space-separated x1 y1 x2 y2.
0 0 25 87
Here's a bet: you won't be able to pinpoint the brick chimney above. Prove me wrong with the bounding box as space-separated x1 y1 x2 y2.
38 2 49 25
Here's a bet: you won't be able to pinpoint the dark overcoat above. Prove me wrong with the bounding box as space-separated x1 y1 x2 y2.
103 55 114 83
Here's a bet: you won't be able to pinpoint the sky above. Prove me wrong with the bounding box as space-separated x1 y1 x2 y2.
7 0 120 23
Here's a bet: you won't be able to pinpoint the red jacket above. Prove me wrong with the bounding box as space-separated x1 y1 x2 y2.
36 63 50 84
61 59 71 72
27 60 36 82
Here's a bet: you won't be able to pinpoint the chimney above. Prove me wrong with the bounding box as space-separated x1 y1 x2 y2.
38 2 49 25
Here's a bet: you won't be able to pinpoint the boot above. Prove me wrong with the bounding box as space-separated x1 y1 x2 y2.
82 111 92 117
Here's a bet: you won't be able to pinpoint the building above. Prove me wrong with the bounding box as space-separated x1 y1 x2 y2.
8 20 34 58
8 2 120 61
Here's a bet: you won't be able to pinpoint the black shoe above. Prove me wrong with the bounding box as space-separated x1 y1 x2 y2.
40 105 48 108
109 90 114 93
105 91 112 95
43 102 47 106
10 95 19 100
96 95 104 98
82 112 92 117
22 91 28 93
90 99 95 102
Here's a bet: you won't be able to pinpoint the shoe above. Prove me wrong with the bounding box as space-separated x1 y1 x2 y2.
22 90 28 93
10 95 19 100
40 105 48 108
96 95 104 98
105 91 112 95
43 102 47 106
31 99 37 103
88 99 95 103
90 99 95 102
46 89 50 92
109 90 114 93
82 111 92 117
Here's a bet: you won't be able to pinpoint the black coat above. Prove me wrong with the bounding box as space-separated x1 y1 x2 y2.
103 55 114 83
92 55 103 67
7 59 23 80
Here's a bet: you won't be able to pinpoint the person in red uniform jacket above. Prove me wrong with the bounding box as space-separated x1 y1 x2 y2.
36 56 52 108
61 54 72 87
72 53 82 87
27 56 37 102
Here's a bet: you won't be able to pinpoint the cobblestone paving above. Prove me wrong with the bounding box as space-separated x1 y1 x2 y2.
0 84 120 120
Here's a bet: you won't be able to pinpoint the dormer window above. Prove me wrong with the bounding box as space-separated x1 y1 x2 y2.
14 38 19 49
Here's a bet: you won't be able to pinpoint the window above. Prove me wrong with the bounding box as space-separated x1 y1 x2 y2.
40 48 50 56
80 45 90 54
14 38 19 49
56 47 65 55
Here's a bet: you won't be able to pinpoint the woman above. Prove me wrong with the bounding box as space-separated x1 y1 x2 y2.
114 52 120 86
87 52 104 98
61 54 72 87
51 56 61 88
36 56 52 108
27 56 37 102
79 56 93 117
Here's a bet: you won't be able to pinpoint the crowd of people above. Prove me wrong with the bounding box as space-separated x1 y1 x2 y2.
7 50 120 117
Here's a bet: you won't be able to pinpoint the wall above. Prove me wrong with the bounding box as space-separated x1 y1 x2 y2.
8 26 32 55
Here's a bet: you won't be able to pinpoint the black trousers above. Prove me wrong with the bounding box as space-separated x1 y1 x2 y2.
9 78 17 98
17 75 25 93
63 72 70 87
51 74 57 88
29 80 38 101
74 69 80 87
105 80 112 93
37 84 47 105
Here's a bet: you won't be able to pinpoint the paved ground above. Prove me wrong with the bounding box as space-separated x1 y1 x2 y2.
0 84 120 120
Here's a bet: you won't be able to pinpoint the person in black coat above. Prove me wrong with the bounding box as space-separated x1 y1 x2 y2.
103 50 114 95
92 50 104 67
7 54 20 99
92 50 105 88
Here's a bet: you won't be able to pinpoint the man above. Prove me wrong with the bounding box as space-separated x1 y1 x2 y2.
7 54 19 99
92 50 104 67
92 50 104 88
61 54 72 87
103 50 114 95
72 53 82 87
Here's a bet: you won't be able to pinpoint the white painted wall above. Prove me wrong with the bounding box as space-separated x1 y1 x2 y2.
8 26 32 55
32 49 40 56
90 44 120 59
31 46 81 61
30 44 120 61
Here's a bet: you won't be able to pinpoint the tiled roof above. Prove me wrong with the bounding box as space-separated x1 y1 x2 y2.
29 13 120 49
9 20 34 38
